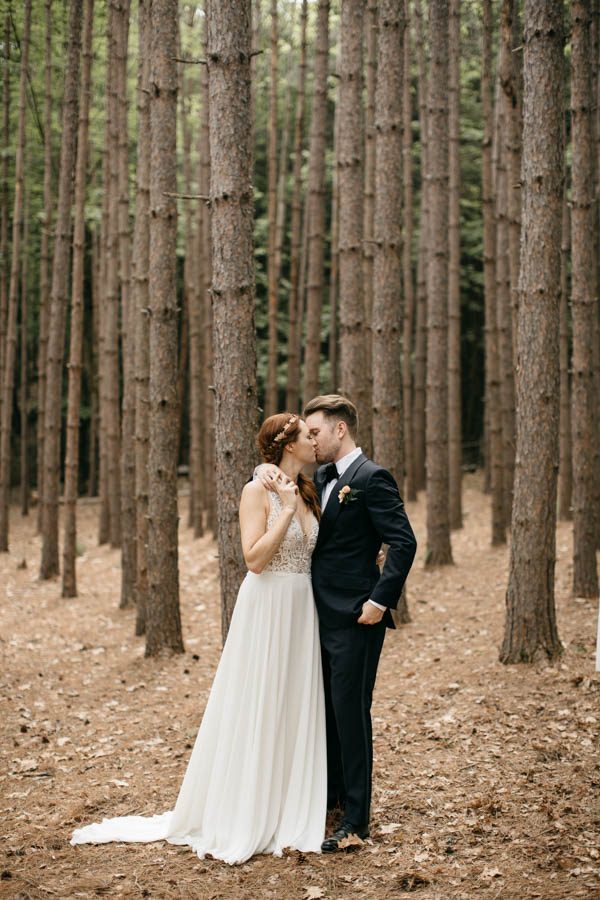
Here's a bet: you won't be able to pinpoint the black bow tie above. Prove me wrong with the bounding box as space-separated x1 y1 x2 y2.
323 462 339 484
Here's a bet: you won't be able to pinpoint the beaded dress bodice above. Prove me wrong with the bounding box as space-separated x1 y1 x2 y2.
263 492 319 575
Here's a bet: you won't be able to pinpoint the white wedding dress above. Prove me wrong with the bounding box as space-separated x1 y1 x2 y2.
71 493 327 864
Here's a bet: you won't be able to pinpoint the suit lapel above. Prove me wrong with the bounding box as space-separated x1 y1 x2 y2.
315 453 368 552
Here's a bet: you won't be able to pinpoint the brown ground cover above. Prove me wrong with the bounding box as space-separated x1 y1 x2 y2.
1 474 598 899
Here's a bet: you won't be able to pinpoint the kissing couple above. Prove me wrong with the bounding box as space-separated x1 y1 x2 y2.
71 395 417 865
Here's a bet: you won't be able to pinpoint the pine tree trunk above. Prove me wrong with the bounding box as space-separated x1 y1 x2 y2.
372 0 404 486
186 54 205 540
104 1 122 550
285 0 308 413
145 0 184 656
302 0 330 405
402 0 416 502
200 26 216 536
208 0 259 642
36 0 54 531
265 0 279 416
501 0 564 664
62 0 94 598
88 227 100 497
117 0 136 608
97 147 111 545
0 13 11 443
425 0 452 567
20 183 29 517
570 0 599 598
496 4 516 529
447 0 462 530
482 0 505 546
412 0 427 492
362 0 377 386
558 155 572 521
338 0 371 453
0 1 31 552
328 99 340 393
133 0 151 637
39 0 83 577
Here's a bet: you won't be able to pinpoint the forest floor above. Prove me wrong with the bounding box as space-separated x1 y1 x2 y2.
1 474 599 900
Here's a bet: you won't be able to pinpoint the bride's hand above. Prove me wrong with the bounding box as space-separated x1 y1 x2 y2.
254 463 290 492
275 479 299 512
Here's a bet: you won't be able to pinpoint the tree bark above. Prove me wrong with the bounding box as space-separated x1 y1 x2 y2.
145 0 184 656
39 0 83 577
425 0 452 567
20 181 29 517
285 0 308 413
36 0 54 532
558 146 572 521
302 0 330 405
265 0 279 416
328 97 340 393
501 0 564 664
482 0 504 546
402 0 416 503
207 0 259 642
62 0 94 598
97 145 111 545
372 0 404 486
133 0 151 637
447 0 462 530
570 0 599 598
117 0 136 608
0 0 31 552
412 0 427 492
338 0 371 454
362 0 377 385
0 13 11 441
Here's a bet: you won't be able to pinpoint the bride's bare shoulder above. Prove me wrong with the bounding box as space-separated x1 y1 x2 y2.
241 479 269 506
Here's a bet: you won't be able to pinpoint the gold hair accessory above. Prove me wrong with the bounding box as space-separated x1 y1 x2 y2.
273 415 298 444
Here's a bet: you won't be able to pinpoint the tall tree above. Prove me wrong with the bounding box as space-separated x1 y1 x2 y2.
133 0 151 636
302 0 330 405
264 0 279 416
425 0 452 566
0 13 11 436
501 0 564 663
207 0 258 640
285 0 308 412
36 0 54 533
19 181 29 517
62 0 94 598
570 0 599 598
145 0 184 656
372 0 404 485
338 0 371 453
328 98 340 392
412 0 427 492
558 162 572 521
482 0 504 546
0 0 31 553
362 0 377 382
40 0 83 578
118 0 136 608
447 0 462 529
402 0 416 502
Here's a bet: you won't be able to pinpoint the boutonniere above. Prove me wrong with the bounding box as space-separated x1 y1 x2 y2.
338 485 362 505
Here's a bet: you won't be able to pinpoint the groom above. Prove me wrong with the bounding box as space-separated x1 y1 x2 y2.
261 395 417 851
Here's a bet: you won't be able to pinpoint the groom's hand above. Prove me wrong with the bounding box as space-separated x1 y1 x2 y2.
357 601 385 625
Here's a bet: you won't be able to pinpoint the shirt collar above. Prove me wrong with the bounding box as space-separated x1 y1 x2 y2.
334 446 362 477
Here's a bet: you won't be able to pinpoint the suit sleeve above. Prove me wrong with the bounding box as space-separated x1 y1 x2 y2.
365 468 417 608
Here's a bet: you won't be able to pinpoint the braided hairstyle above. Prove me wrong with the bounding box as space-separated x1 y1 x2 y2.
257 413 321 521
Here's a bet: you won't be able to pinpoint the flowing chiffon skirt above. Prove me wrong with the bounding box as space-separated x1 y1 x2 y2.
70 572 327 865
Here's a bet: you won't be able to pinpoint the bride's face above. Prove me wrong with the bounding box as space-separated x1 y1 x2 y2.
289 420 316 465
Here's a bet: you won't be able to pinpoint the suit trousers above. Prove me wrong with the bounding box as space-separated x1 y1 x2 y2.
319 618 386 827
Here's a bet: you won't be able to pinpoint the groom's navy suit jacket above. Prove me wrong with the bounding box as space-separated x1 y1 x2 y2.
311 454 417 629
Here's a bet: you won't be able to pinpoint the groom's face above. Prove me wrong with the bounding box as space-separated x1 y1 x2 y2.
305 412 341 464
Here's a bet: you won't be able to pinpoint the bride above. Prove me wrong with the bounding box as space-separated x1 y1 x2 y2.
71 413 327 864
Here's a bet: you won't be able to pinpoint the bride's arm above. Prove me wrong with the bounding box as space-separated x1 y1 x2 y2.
239 480 297 574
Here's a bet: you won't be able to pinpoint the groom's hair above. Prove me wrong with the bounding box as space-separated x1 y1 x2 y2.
303 394 359 439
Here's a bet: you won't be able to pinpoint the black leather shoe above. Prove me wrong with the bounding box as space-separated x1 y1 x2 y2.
321 821 369 853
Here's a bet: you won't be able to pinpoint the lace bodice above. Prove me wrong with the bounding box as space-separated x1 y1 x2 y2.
263 492 319 575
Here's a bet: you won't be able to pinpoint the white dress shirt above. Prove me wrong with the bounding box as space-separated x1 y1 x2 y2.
320 448 386 614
